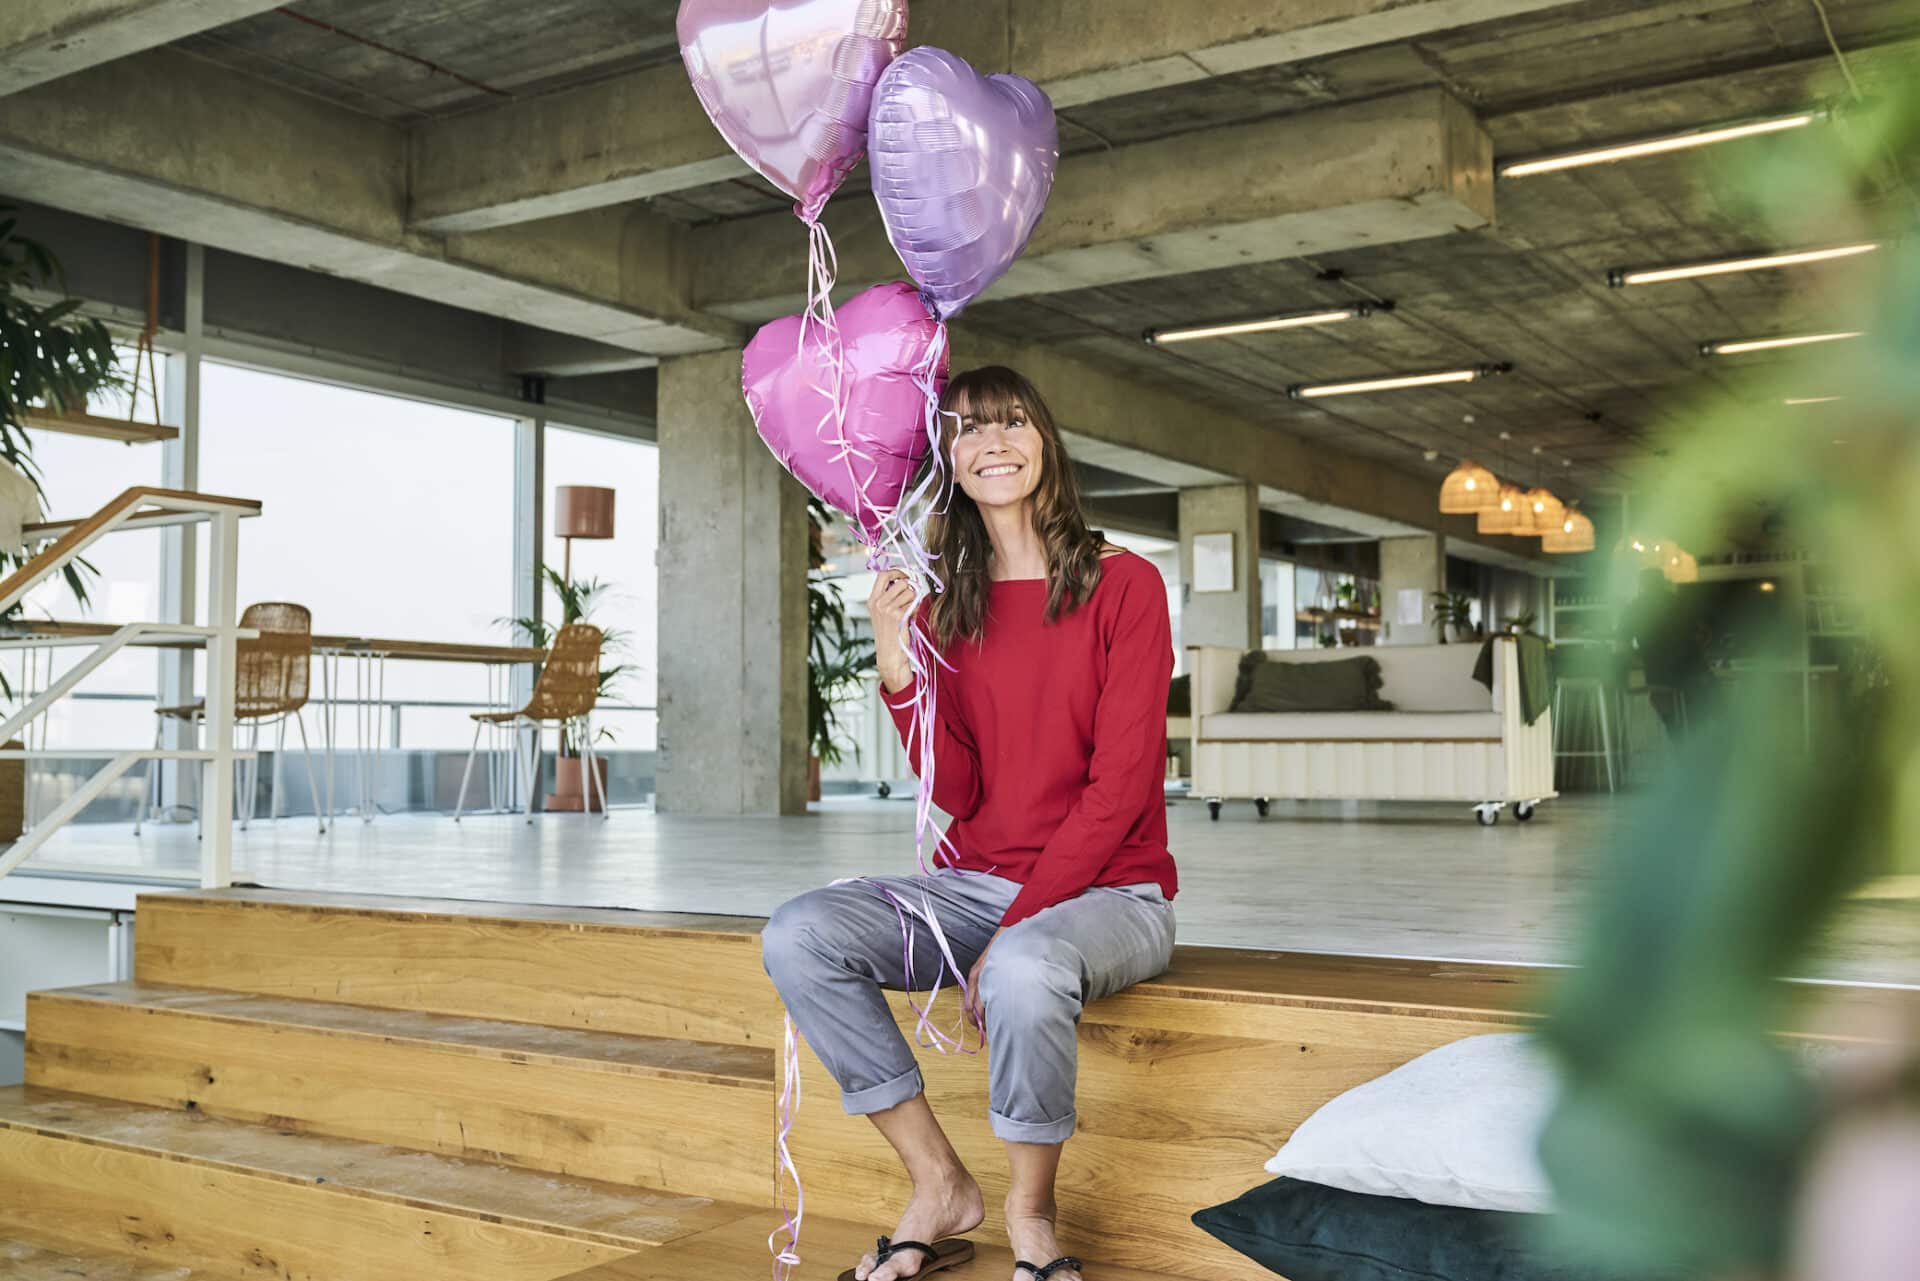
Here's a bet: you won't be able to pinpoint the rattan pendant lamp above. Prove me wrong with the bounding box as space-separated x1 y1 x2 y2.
1438 459 1499 513
1543 506 1596 553
1517 486 1565 535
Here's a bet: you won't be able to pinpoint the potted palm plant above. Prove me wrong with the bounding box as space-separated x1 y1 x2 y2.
1 209 114 619
1 211 119 834
808 498 877 802
503 566 634 812
1430 590 1478 644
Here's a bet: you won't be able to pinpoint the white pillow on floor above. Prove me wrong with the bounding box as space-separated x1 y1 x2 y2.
1263 1032 1559 1213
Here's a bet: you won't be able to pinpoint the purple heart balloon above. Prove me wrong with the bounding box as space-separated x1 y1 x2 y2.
743 282 947 541
678 0 908 225
869 47 1059 321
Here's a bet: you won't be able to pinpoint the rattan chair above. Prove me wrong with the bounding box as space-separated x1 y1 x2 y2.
453 622 608 823
136 601 325 836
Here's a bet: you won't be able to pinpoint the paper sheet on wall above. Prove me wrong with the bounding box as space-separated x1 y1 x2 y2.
1397 588 1426 627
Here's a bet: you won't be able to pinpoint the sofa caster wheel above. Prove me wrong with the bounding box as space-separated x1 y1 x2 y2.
1207 800 1222 821
1513 801 1536 822
1476 806 1499 827
877 781 892 799
1255 798 1270 818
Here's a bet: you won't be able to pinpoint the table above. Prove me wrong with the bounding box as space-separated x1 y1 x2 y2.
0 620 546 824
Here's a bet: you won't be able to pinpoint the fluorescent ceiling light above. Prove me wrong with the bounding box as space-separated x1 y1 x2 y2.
1703 331 1863 356
1289 363 1510 400
1500 112 1818 178
1784 396 1844 405
1144 305 1374 345
1610 243 1878 287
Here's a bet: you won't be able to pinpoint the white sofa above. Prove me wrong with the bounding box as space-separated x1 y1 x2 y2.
1187 639 1555 824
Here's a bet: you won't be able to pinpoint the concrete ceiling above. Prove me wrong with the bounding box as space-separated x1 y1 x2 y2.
177 0 688 120
5 0 1916 564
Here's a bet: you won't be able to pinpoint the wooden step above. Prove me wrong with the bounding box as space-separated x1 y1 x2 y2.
135 888 780 1047
0 1087 756 1281
25 982 776 1205
3 1225 231 1279
562 1210 1189 1281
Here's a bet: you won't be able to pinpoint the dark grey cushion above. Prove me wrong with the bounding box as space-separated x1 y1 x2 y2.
1231 653 1391 714
1192 1177 1614 1281
1167 673 1191 717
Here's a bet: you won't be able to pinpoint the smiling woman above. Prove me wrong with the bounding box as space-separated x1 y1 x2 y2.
922 366 1108 650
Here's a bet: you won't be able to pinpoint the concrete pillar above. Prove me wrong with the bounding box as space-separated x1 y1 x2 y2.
1177 484 1261 651
655 350 809 815
1379 534 1446 645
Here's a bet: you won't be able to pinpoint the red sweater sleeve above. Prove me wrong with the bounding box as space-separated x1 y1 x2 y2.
1000 565 1173 929
886 666 984 821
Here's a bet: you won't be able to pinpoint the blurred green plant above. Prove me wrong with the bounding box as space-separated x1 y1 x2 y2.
1535 73 1920 1281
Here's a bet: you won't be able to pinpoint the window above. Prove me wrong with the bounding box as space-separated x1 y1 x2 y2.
1259 557 1296 650
541 425 659 752
16 348 167 748
197 362 517 749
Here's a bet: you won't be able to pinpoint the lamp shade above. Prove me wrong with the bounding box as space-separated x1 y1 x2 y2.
1476 483 1529 534
554 485 616 540
1543 508 1595 553
1516 487 1565 536
1439 459 1499 513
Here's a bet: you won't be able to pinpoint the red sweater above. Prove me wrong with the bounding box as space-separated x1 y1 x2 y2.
887 550 1177 929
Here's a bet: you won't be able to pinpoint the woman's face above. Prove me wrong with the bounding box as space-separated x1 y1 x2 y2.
949 395 1045 513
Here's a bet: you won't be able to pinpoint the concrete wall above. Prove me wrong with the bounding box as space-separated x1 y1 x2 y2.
1178 483 1261 651
654 349 809 816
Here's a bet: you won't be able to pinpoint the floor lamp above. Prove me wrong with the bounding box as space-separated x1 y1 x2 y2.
554 485 616 587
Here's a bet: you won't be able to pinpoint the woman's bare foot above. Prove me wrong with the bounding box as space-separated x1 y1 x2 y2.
854 1171 986 1281
1005 1203 1084 1281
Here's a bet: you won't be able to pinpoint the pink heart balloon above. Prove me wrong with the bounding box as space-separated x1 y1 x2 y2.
743 283 947 540
869 46 1058 320
678 0 908 225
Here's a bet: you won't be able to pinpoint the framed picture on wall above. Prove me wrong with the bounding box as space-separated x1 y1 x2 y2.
1193 531 1236 593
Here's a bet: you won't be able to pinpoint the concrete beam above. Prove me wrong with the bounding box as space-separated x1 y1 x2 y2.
950 327 1548 569
0 0 281 95
693 89 1493 323
0 50 740 357
407 0 1573 233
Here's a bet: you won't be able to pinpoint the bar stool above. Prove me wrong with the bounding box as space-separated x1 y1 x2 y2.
1553 675 1618 793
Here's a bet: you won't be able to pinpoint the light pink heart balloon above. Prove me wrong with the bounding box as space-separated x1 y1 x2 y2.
678 0 908 225
743 282 946 541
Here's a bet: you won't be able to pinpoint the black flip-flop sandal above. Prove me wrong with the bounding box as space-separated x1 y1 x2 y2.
837 1235 976 1281
1015 1257 1084 1281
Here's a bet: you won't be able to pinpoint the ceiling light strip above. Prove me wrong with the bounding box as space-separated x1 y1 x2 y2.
1702 331 1863 356
1144 305 1374 345
1610 243 1878 287
1288 363 1511 399
1500 112 1819 178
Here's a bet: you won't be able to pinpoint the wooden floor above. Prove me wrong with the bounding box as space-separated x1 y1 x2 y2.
17 793 1920 985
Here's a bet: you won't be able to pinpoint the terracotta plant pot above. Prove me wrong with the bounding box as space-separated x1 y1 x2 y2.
546 754 608 813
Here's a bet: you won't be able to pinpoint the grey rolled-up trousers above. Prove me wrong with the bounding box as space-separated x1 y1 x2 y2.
762 868 1176 1144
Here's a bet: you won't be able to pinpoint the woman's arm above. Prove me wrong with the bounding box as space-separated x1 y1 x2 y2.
999 563 1173 928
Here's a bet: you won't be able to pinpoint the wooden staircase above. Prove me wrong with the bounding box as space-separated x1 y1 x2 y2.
20 884 1885 1280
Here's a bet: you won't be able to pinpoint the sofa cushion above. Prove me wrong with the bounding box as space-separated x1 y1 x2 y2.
1232 653 1390 713
1200 711 1502 742
1247 646 1492 713
1192 1177 1607 1281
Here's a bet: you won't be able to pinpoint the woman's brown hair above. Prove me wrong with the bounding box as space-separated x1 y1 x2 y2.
923 366 1106 647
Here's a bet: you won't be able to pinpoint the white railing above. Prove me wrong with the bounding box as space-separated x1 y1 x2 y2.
0 487 260 887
